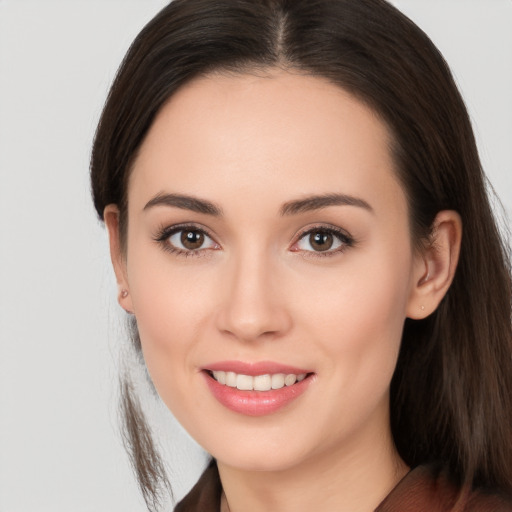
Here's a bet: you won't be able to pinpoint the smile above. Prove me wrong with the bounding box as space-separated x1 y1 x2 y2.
202 362 314 416
211 371 307 391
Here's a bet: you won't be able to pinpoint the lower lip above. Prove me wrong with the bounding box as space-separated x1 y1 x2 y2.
203 372 313 416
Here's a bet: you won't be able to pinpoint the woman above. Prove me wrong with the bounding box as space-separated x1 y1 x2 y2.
90 0 512 510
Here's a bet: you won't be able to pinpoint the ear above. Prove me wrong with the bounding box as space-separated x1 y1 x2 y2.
406 210 462 319
104 204 133 314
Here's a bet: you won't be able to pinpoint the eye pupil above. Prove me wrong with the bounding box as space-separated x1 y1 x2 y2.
310 231 333 251
181 230 204 250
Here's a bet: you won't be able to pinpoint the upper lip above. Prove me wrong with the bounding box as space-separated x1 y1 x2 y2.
202 360 312 376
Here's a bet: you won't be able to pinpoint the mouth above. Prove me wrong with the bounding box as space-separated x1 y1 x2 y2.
206 370 309 391
201 362 315 416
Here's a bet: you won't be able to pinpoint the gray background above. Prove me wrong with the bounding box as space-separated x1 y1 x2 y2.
1 1 511 510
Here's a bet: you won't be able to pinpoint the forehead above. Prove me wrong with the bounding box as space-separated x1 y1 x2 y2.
129 69 405 218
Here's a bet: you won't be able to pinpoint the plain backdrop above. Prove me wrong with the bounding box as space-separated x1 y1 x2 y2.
0 1 511 511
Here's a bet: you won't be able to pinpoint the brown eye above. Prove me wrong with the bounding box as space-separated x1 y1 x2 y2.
293 226 352 255
309 231 334 251
181 230 205 250
163 227 218 253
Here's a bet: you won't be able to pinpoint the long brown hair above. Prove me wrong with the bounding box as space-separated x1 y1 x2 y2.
91 0 512 508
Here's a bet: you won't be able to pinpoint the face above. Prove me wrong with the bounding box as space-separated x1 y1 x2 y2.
116 70 424 472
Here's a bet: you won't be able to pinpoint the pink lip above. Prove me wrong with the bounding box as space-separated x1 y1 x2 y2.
203 360 311 376
201 361 314 417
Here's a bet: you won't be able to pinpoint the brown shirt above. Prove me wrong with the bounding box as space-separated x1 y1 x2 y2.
175 460 512 512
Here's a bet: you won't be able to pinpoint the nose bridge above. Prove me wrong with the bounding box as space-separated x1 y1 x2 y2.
216 244 291 341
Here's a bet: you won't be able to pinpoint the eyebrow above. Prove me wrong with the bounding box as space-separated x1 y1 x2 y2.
280 193 374 216
143 193 223 216
143 191 373 217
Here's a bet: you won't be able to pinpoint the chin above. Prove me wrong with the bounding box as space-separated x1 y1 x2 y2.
217 453 302 473
208 434 314 473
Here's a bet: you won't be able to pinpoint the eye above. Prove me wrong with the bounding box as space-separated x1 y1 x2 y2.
292 226 354 255
155 225 219 255
169 229 214 250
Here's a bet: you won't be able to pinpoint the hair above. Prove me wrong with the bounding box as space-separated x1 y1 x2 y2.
90 0 512 508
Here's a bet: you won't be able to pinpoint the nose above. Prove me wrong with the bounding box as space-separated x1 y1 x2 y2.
215 250 292 342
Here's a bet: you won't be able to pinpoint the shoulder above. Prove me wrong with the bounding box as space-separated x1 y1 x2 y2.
376 463 512 512
464 487 512 512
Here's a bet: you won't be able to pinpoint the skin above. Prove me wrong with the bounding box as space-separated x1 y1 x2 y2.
105 69 461 512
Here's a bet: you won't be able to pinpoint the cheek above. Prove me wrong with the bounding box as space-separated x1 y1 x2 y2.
283 253 413 451
297 244 413 391
125 246 215 403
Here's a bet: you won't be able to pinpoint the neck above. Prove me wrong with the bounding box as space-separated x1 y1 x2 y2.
217 422 408 512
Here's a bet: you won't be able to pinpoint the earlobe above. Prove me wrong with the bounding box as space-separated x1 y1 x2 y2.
407 210 462 319
104 205 133 314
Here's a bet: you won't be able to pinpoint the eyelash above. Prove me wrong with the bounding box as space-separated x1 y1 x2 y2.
153 223 355 258
292 225 355 259
154 223 218 258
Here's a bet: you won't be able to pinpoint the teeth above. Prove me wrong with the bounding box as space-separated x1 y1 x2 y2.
254 374 272 391
211 371 307 391
236 374 253 390
271 373 285 389
284 374 297 386
226 371 237 387
213 371 226 385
